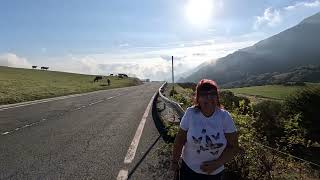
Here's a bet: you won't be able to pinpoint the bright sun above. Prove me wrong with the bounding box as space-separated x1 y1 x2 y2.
185 0 213 27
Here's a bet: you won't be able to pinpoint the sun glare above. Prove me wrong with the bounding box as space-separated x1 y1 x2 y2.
185 0 213 27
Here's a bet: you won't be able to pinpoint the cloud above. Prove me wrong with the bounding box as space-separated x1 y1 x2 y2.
254 0 320 30
2 33 259 81
160 55 186 62
305 0 320 7
119 43 129 47
160 55 174 61
98 63 172 81
0 53 32 68
43 35 258 80
254 8 282 30
192 53 207 56
48 54 173 81
285 0 320 10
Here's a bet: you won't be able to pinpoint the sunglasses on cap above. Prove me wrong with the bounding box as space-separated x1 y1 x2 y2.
198 91 217 98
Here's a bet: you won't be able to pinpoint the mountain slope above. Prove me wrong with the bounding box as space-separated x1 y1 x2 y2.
182 12 320 87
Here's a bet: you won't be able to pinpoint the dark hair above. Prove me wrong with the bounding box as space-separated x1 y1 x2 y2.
193 79 222 109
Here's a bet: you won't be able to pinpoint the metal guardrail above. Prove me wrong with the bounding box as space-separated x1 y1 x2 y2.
158 82 185 119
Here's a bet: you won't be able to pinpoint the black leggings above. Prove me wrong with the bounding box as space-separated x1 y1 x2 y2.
176 160 223 180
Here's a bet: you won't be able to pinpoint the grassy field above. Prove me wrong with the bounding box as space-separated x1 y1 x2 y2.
0 66 142 105
224 83 320 100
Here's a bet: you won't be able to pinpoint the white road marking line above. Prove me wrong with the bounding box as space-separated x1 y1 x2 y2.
124 93 155 164
0 93 124 136
89 100 103 106
116 92 156 180
0 95 82 111
116 169 128 180
1 132 10 135
0 87 129 111
23 124 30 128
96 100 104 103
0 87 144 137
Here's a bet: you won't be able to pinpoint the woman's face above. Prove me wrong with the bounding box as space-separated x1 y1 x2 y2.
198 90 217 110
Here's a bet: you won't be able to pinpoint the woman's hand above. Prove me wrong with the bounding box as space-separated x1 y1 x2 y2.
200 160 222 174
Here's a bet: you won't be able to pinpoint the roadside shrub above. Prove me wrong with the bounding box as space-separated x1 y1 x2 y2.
220 90 251 114
220 90 239 110
252 100 284 145
169 89 178 97
281 87 320 143
173 93 192 110
158 85 319 180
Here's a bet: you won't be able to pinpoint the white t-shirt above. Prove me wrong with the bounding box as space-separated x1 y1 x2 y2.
180 107 237 175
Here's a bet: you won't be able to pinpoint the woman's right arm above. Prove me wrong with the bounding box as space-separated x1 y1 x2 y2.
171 128 187 170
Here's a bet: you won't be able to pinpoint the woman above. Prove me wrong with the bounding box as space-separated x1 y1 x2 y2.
171 79 239 180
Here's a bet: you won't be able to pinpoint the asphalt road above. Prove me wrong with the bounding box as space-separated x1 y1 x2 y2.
0 82 162 179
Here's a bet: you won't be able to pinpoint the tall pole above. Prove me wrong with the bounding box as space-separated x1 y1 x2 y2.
172 56 174 93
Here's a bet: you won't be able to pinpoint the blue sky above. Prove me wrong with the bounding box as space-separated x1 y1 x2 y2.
1 0 320 80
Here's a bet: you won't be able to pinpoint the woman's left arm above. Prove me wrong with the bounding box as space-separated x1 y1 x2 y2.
217 132 240 164
200 132 240 174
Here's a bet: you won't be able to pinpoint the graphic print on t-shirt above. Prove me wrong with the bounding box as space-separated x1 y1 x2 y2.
211 132 220 140
192 136 202 144
192 132 223 155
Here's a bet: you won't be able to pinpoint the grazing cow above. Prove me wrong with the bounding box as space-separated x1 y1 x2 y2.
118 73 128 78
32 66 37 69
41 66 49 70
93 76 103 82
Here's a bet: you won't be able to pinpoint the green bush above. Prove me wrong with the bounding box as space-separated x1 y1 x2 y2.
158 85 319 179
281 87 320 143
252 100 284 145
172 88 193 110
220 90 239 110
169 88 178 97
220 90 251 114
173 93 193 110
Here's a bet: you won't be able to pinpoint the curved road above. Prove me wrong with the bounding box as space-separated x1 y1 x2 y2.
0 82 162 179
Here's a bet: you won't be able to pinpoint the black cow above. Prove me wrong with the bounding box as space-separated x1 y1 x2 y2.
41 66 49 70
118 73 128 78
93 76 103 82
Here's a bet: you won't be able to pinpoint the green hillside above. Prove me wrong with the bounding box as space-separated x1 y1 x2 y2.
0 66 141 105
225 83 320 100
